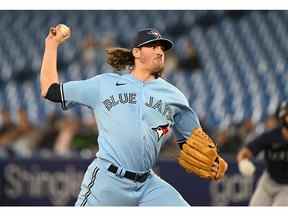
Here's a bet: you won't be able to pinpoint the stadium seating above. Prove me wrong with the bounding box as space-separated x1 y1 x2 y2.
0 11 287 130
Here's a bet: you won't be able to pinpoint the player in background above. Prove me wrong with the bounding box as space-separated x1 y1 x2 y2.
40 24 227 206
237 101 288 206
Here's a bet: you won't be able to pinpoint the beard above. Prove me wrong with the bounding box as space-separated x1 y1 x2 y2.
150 63 165 79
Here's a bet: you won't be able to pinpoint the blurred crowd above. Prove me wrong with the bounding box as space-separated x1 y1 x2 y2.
0 108 98 159
212 113 279 154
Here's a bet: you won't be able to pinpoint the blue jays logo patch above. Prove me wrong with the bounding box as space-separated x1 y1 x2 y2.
148 30 161 39
152 124 170 141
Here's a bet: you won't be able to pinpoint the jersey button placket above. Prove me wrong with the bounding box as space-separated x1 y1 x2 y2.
140 82 147 166
141 83 145 121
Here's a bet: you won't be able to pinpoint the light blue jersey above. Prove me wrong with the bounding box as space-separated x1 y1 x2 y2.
61 72 200 172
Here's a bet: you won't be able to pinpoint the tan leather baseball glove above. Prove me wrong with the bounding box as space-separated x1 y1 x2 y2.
178 128 228 180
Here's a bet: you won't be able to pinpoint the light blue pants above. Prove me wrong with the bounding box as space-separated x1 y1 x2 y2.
75 158 189 206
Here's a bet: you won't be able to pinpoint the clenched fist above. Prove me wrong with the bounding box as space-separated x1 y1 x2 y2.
45 24 71 47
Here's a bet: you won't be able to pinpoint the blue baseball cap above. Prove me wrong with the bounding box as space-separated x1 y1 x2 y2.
132 28 173 51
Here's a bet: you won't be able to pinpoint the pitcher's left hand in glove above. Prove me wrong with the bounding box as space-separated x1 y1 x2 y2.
178 128 228 180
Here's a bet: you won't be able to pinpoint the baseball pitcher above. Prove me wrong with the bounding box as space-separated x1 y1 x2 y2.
40 24 228 206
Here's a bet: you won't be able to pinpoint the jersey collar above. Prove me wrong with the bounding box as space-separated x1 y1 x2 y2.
122 72 161 85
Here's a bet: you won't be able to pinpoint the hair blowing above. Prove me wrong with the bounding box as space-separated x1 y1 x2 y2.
106 48 135 71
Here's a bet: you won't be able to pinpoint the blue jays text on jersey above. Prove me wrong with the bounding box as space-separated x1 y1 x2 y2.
102 93 173 123
60 72 200 172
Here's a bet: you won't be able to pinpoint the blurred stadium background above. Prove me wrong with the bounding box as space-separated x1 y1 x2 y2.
0 10 287 206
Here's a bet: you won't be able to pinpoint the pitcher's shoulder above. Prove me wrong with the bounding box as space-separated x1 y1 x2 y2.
90 72 122 81
158 78 187 97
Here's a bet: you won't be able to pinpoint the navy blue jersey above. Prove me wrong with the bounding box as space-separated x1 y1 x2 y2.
247 127 288 184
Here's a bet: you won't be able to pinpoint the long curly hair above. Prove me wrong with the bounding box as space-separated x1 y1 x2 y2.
106 48 135 71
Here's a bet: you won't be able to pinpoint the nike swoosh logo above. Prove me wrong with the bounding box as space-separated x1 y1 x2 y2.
116 82 127 86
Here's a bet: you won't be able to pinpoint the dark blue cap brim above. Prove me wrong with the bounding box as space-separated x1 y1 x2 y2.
136 38 173 51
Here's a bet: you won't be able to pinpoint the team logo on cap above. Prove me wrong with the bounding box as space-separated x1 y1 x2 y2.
148 30 161 39
152 124 170 141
